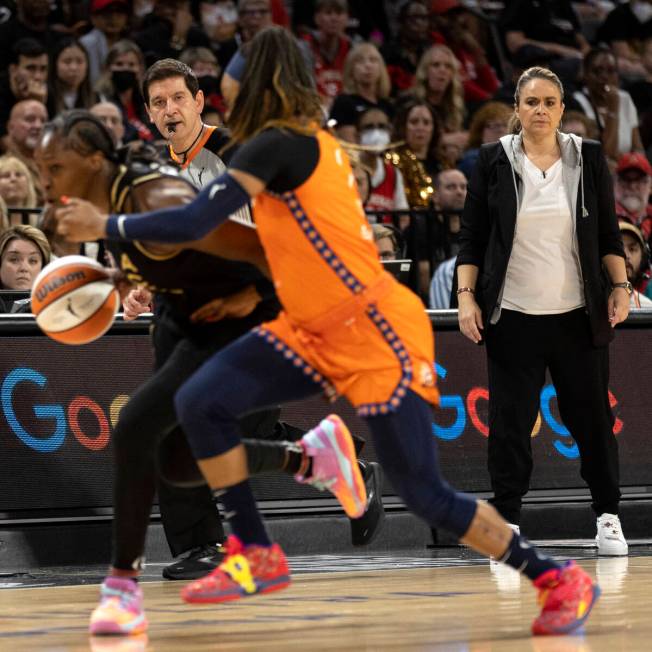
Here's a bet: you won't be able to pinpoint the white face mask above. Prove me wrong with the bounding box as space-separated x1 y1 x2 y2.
202 4 238 28
360 128 391 148
621 194 645 213
632 1 652 24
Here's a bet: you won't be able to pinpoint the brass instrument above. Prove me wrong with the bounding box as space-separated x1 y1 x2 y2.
386 146 434 208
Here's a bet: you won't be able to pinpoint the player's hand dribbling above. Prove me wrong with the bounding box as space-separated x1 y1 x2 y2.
458 293 484 344
55 197 108 242
123 287 153 321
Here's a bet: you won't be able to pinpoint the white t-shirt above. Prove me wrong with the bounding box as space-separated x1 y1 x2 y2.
501 156 585 314
572 89 639 156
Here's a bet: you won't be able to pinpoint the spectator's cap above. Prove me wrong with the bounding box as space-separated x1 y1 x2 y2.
431 0 485 20
619 220 647 250
91 0 129 13
315 0 348 12
616 152 652 177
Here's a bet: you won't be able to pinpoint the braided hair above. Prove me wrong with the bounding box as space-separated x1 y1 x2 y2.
42 109 164 167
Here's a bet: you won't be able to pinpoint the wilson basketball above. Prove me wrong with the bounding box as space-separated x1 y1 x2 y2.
31 256 120 345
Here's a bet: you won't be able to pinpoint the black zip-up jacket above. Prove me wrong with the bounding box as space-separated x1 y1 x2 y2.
457 137 624 347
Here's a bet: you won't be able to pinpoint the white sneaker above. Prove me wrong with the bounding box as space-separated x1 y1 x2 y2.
596 513 628 556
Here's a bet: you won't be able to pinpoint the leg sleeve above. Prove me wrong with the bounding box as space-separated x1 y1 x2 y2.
111 336 222 570
365 390 477 538
175 332 324 460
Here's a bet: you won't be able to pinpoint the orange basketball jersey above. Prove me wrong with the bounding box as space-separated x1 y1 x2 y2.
251 129 438 415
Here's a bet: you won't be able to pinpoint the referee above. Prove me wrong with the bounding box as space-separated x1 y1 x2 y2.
129 59 385 578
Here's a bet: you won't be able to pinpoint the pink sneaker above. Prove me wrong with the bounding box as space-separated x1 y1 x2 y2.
532 561 600 635
296 414 367 519
89 577 148 636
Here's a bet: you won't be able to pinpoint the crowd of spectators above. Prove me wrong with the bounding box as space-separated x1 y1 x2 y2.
1 0 652 310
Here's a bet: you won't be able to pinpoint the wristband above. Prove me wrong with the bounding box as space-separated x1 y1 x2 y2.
456 287 475 295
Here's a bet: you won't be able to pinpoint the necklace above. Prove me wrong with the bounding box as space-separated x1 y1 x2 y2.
522 139 560 179
172 123 205 163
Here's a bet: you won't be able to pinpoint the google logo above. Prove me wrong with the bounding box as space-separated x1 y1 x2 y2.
432 363 622 459
1 367 127 453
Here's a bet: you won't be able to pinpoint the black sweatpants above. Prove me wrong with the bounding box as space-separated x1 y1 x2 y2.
485 308 620 524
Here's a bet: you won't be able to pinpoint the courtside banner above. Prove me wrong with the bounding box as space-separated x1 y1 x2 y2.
0 334 150 512
0 319 650 512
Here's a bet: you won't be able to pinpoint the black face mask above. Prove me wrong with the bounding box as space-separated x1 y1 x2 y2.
112 69 138 93
197 75 220 97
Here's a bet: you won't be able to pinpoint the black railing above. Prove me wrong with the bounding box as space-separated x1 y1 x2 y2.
6 206 43 226
3 310 651 335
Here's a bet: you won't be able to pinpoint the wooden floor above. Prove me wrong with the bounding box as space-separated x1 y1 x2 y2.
0 553 649 651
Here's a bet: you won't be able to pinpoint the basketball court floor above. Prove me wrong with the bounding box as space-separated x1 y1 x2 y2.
2 544 651 651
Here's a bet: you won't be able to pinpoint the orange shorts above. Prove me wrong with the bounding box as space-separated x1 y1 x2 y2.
255 275 439 416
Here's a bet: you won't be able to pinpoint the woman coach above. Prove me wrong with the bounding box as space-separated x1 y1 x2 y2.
456 66 630 556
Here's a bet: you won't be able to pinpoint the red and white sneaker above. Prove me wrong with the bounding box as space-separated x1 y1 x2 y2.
181 535 290 604
532 561 601 635
89 577 148 636
296 414 367 519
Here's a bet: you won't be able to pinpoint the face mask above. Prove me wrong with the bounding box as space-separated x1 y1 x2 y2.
632 1 652 23
360 128 390 148
198 75 220 96
621 195 645 213
215 5 238 24
112 69 138 92
202 4 238 28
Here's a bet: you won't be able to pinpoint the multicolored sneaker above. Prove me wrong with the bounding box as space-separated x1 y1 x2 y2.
181 535 290 604
89 577 148 636
532 561 601 635
296 414 367 519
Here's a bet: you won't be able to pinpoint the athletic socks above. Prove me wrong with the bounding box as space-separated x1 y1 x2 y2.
500 532 561 581
215 480 271 547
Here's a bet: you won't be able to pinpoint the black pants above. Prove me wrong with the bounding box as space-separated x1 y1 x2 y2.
112 305 282 568
485 308 620 524
156 416 306 556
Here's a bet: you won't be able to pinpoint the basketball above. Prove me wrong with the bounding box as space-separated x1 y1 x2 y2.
31 255 120 345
